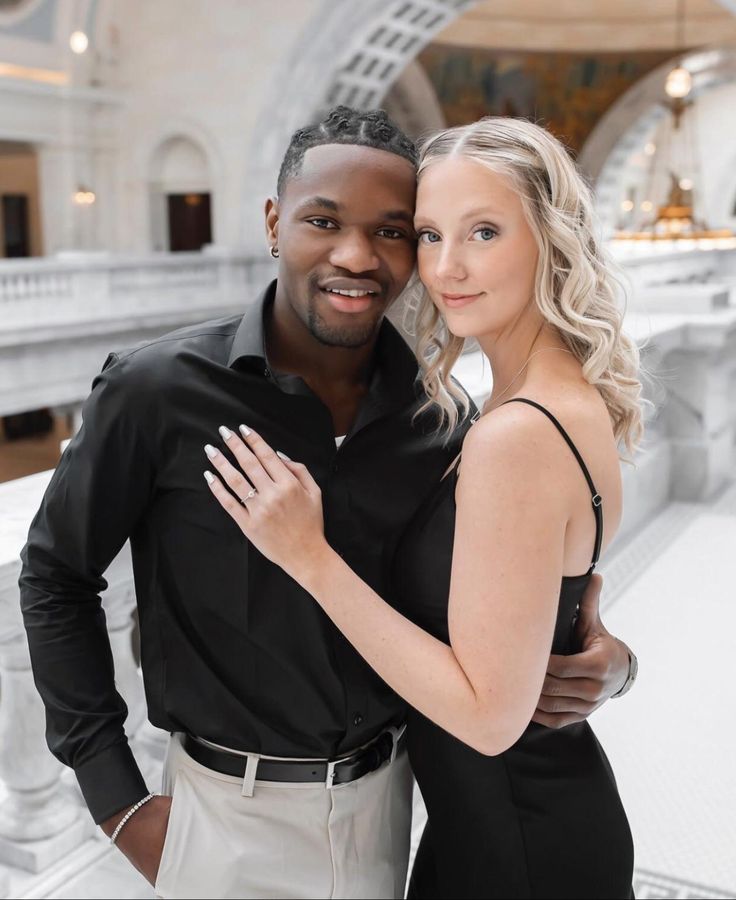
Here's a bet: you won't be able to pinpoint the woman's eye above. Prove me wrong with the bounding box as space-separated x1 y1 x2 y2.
471 227 497 242
307 218 337 229
417 231 441 244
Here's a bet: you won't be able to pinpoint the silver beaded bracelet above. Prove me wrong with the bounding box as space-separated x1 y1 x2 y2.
110 792 156 845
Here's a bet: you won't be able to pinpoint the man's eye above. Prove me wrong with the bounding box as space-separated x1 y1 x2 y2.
417 231 441 244
377 228 406 239
307 218 337 229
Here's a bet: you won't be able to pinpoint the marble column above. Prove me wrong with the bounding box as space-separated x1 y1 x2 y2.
36 144 77 256
0 622 91 872
663 326 736 501
52 403 84 438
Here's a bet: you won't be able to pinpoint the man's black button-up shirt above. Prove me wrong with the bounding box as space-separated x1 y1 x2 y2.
20 281 469 824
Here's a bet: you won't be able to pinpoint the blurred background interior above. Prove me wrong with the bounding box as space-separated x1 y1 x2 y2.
1 1 735 897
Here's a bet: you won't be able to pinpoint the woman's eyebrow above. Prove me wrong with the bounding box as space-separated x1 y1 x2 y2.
458 206 504 221
414 208 504 228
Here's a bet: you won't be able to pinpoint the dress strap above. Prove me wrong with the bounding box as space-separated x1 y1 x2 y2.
502 397 603 572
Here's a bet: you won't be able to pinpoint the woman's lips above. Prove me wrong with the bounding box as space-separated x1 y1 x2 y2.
441 292 483 309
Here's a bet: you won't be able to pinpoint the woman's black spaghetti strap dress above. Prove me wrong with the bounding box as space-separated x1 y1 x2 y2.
394 398 634 899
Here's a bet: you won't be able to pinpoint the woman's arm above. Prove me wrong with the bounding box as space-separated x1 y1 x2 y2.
204 414 571 756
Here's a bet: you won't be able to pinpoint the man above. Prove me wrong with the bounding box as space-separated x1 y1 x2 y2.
20 107 636 899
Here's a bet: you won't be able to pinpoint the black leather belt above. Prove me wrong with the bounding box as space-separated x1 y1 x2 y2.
183 726 406 788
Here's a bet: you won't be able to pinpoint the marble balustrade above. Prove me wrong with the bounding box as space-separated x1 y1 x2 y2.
0 250 275 418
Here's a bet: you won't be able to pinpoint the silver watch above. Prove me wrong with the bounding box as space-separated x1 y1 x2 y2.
611 645 638 698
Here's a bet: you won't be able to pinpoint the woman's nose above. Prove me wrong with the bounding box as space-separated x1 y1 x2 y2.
433 244 467 282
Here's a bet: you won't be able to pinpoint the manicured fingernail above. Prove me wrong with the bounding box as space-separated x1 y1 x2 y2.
239 424 252 437
219 425 233 440
276 451 291 461
204 470 215 484
204 444 218 459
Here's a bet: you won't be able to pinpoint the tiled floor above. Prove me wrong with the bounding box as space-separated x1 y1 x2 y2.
591 479 736 898
10 477 736 899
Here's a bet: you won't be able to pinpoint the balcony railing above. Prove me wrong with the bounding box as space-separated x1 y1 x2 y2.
0 250 274 329
0 250 275 419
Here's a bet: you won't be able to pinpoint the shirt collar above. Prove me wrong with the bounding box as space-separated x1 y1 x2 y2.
228 280 419 404
227 281 274 369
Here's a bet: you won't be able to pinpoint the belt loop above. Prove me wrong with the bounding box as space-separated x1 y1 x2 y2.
325 759 338 790
241 753 259 797
389 723 406 764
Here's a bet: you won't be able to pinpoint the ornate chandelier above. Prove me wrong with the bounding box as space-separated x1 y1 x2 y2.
613 1 733 245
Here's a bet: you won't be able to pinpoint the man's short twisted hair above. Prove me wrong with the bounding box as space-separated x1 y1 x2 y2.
276 106 417 197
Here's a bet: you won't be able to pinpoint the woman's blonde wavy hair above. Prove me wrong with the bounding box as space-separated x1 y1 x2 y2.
405 117 644 457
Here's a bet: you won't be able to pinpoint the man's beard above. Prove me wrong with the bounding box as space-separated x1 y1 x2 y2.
305 298 381 348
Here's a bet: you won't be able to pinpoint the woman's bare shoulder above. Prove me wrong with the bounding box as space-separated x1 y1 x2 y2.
460 383 620 504
458 397 579 488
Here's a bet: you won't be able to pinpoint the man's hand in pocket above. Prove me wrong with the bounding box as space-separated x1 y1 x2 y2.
101 795 173 886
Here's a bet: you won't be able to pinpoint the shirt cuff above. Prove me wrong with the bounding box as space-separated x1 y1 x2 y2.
74 741 150 825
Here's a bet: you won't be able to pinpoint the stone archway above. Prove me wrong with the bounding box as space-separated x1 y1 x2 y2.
382 58 446 141
136 118 225 253
240 0 481 249
148 135 213 252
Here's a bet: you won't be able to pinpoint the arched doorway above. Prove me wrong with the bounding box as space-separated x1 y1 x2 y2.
0 140 43 258
148 135 213 252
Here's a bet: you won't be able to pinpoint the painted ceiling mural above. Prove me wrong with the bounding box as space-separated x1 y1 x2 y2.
418 44 676 155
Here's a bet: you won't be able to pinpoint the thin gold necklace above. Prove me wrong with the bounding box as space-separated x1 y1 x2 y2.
486 346 574 411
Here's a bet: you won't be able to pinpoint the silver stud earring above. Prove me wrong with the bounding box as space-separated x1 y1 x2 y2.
270 246 279 259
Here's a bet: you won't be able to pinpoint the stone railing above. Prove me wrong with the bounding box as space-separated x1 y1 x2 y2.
0 250 271 329
610 242 736 291
0 250 275 419
1 253 736 896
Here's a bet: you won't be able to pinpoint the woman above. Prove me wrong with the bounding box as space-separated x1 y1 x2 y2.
203 118 640 898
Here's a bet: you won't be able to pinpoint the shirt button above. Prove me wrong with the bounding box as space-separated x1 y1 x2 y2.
332 462 339 473
264 367 271 378
353 713 363 726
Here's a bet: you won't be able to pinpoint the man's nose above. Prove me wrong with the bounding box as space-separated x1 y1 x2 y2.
329 231 380 272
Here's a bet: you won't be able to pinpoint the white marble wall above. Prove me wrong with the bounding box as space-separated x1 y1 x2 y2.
0 0 466 259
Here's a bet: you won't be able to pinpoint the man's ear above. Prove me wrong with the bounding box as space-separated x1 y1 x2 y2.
265 196 279 246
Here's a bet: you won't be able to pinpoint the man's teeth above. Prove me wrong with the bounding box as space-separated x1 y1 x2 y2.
325 288 375 297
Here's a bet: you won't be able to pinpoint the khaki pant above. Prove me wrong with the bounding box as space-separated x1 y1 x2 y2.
154 732 414 899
